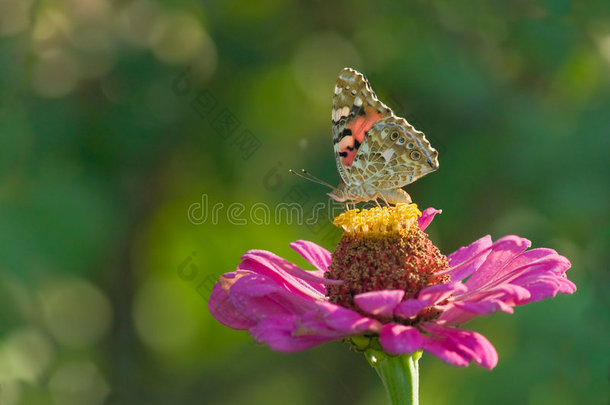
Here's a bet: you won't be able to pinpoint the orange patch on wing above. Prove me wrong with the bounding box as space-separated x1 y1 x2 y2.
339 136 357 166
349 107 383 144
339 107 383 167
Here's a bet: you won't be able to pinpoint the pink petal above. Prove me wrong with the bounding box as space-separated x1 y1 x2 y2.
503 248 568 274
457 299 515 315
464 235 531 290
316 301 383 334
240 250 327 298
249 304 381 352
380 324 424 355
393 299 428 319
419 282 468 302
211 269 380 348
440 246 575 325
421 323 498 369
418 208 441 231
497 249 575 302
290 240 332 273
354 290 405 316
250 314 338 352
394 282 467 319
208 281 256 330
475 284 531 306
511 272 575 303
227 273 318 321
443 284 532 323
458 248 572 302
438 300 515 325
443 235 493 282
209 256 381 352
556 276 577 294
482 248 569 287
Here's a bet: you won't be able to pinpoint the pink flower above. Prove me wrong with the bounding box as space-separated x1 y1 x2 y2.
208 207 575 369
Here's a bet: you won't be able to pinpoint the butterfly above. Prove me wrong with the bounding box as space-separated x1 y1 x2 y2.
292 68 438 206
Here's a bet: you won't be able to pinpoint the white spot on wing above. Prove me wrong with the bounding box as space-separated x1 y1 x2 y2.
354 97 362 107
381 148 395 161
340 106 350 118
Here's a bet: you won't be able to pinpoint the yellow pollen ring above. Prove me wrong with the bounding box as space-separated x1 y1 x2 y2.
333 203 421 234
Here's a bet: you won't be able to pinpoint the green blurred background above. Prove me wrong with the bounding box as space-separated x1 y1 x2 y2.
0 0 608 404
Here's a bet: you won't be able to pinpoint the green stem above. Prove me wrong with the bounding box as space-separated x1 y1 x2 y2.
364 349 422 405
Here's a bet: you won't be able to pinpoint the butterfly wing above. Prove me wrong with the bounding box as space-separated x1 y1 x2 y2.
348 116 439 191
332 68 393 184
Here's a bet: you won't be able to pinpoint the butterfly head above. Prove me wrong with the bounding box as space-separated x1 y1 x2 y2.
327 183 351 202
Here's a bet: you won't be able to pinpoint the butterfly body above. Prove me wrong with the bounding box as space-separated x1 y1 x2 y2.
328 68 439 204
328 183 412 204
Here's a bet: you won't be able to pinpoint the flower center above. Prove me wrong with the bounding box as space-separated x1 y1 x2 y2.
325 204 449 316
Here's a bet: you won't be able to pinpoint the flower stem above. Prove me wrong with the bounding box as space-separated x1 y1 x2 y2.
364 349 422 405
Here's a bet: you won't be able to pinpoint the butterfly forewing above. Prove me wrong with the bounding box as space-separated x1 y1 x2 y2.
331 68 393 184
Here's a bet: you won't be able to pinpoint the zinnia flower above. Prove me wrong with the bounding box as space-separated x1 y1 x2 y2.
208 204 575 369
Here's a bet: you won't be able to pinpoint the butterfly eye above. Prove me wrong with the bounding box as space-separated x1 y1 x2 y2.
410 151 421 160
408 143 414 149
390 132 399 141
398 137 405 144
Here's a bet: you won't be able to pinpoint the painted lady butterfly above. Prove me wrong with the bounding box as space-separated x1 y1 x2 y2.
327 67 438 205
292 68 438 206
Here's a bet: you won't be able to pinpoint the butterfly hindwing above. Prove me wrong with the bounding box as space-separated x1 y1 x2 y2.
349 116 439 190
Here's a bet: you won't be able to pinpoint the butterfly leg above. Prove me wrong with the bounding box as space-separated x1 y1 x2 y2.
344 202 356 211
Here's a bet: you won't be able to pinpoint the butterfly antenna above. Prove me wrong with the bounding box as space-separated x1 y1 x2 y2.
289 169 335 190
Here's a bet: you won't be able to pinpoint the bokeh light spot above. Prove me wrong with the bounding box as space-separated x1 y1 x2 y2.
292 32 362 103
117 0 161 48
0 0 34 36
32 8 72 43
39 278 112 348
596 34 610 65
132 278 203 354
48 360 110 405
149 13 210 64
3 327 55 383
31 49 80 98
